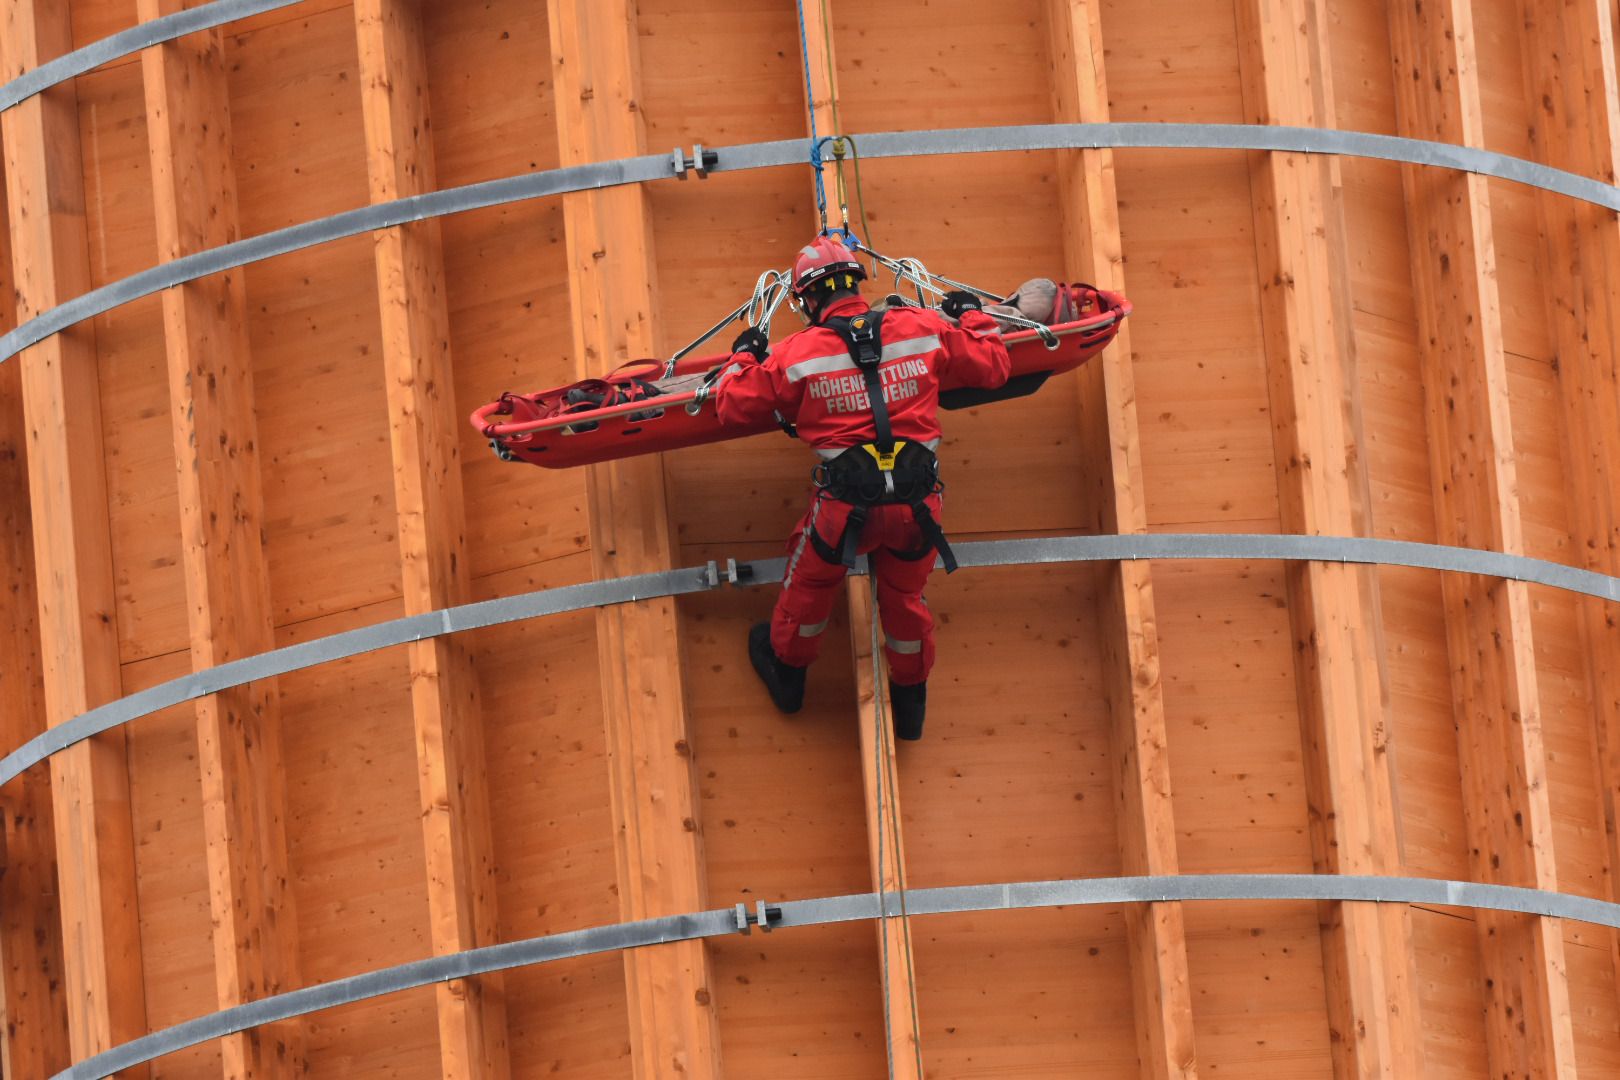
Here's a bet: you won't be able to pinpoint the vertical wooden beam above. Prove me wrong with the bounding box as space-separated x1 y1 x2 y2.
545 4 721 1077
354 2 510 1077
1514 0 1620 989
1044 4 1197 1077
1386 1 1578 1074
847 574 924 1078
798 9 925 1075
0 162 72 1080
136 4 307 1075
0 0 150 1066
1234 3 1423 1077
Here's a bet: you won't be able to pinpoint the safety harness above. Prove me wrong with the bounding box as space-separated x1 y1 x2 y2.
811 311 958 573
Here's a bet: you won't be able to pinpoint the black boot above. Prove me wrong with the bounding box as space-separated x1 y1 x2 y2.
749 622 807 714
889 680 927 741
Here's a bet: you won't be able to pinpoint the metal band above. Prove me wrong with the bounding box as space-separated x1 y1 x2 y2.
946 532 1620 601
0 0 306 114
59 871 1620 1079
5 123 1620 365
0 564 719 787
805 123 1620 213
0 151 677 364
5 533 1617 790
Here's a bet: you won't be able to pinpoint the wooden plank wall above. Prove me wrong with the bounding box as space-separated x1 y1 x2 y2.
1 0 1619 1076
0 134 73 1080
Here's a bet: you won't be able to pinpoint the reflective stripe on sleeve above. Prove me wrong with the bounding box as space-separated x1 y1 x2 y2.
880 334 940 361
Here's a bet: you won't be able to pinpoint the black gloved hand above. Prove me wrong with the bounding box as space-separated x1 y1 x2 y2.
940 291 983 320
731 327 770 362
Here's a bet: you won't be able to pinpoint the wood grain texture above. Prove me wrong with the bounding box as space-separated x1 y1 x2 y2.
136 2 305 1074
1386 0 1579 1073
10 0 1620 1074
1235 1 1422 1074
1101 0 1335 1072
1045 3 1197 1076
355 1 511 1076
1507 0 1620 1050
675 540 888 1078
800 8 924 1077
547 2 721 1076
222 9 435 1075
0 155 71 1080
848 573 923 1080
0 0 149 1066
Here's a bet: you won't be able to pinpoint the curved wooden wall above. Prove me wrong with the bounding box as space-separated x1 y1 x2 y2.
1 0 1619 1076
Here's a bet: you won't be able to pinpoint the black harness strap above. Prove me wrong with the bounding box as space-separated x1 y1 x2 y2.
834 312 894 453
909 500 957 573
838 505 870 568
816 310 959 574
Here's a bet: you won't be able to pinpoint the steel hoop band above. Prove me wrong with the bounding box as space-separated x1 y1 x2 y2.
58 870 1620 1079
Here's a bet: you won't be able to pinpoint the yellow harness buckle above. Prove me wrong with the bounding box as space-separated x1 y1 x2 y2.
861 440 907 472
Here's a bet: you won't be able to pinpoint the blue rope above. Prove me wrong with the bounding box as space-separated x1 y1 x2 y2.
794 0 829 232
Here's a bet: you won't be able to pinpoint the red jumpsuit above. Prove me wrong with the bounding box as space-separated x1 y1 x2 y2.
715 296 1011 685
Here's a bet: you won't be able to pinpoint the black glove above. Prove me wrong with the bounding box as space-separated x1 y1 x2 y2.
940 291 983 320
731 327 770 362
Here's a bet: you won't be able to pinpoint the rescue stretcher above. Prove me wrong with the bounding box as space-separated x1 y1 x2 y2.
471 284 1131 470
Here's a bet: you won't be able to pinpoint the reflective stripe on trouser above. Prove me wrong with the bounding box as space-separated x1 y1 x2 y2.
771 492 940 685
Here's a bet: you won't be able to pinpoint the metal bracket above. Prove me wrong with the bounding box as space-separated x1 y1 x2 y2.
725 558 755 586
703 561 721 588
671 143 718 179
734 900 782 934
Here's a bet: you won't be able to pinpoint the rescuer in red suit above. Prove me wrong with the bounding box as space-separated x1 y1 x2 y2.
715 235 1011 739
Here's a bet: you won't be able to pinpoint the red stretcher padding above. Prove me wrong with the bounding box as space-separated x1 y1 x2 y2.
470 288 1130 470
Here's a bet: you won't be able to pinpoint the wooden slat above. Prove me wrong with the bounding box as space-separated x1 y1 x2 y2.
545 3 721 1076
0 0 150 1066
353 2 510 1077
134 4 305 1075
1385 0 1578 1074
797 7 925 1076
0 159 71 1080
1513 0 1620 993
846 574 924 1078
1233 1 1423 1075
1044 4 1197 1077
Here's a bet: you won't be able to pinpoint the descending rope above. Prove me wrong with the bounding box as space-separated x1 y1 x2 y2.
871 631 895 1080
794 0 830 232
809 0 878 255
868 568 926 1078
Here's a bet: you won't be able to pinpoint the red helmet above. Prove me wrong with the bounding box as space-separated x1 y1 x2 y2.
791 235 866 297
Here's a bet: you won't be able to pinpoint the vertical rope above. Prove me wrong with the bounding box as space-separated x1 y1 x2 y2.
794 0 830 232
814 0 877 255
868 567 926 1078
871 608 895 1079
